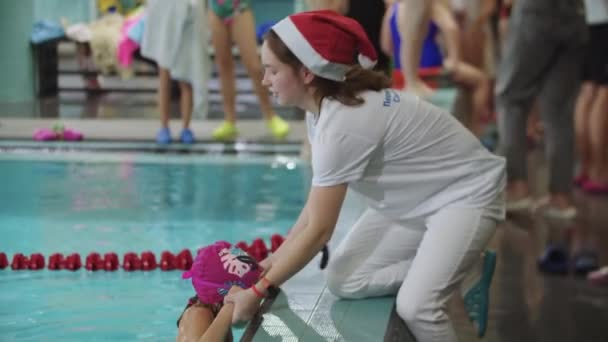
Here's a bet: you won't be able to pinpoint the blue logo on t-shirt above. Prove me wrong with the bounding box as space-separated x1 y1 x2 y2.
383 90 400 107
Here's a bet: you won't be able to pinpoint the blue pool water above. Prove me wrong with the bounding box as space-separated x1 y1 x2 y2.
0 152 309 341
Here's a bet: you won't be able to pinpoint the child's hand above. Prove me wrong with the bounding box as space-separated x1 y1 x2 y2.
227 285 243 296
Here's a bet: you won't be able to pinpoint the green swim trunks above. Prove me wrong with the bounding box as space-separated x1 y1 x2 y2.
210 0 251 23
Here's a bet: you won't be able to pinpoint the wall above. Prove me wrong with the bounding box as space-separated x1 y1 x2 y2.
0 0 35 102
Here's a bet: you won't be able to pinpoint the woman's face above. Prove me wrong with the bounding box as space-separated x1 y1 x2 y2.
261 42 308 107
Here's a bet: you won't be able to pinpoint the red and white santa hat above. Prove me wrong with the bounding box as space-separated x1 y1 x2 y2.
271 10 377 82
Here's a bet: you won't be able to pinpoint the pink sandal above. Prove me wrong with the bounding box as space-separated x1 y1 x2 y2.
33 124 84 141
583 180 608 194
574 173 588 187
33 128 60 141
588 266 608 286
62 128 83 141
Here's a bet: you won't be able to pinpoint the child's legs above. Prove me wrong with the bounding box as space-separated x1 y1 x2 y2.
588 86 608 181
178 81 193 129
574 82 596 174
326 208 424 299
395 207 497 342
209 11 237 123
232 10 275 119
158 68 172 128
452 62 490 136
176 304 214 342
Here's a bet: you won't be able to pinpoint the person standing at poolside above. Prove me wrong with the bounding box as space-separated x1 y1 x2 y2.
142 0 209 144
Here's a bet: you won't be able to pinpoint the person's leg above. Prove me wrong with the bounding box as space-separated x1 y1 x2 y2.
397 0 433 97
305 0 348 13
526 101 543 145
582 24 608 191
587 85 608 184
574 82 596 181
326 208 425 298
495 8 556 208
176 304 214 342
209 10 238 140
231 9 289 138
77 42 101 89
451 62 491 136
157 67 173 144
536 43 583 212
395 207 497 342
178 81 195 143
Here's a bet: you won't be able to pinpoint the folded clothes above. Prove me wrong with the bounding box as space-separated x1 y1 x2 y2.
31 20 65 44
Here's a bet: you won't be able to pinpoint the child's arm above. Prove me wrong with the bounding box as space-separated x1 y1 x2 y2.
431 1 461 71
198 287 240 342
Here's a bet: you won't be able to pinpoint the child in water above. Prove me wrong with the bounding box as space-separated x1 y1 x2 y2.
176 241 264 342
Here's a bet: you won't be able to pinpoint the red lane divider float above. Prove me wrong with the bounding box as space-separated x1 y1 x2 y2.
0 234 285 272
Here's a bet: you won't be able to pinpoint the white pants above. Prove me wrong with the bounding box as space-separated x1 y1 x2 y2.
326 206 497 342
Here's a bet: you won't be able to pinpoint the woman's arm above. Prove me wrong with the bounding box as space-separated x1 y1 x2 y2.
227 184 347 323
259 199 310 272
261 184 347 286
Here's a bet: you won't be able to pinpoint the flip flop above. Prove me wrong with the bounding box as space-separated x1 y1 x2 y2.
464 250 497 338
62 128 83 141
572 250 599 275
538 244 569 274
33 128 59 141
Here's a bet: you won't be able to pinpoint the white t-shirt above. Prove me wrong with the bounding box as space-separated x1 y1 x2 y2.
584 0 608 24
307 89 506 220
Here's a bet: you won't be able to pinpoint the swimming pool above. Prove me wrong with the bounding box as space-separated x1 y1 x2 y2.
0 151 308 341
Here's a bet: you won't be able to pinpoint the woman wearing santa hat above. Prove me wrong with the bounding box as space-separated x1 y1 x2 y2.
225 10 505 341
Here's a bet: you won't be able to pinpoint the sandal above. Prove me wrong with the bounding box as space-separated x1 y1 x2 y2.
572 250 599 275
538 244 569 274
588 266 608 286
582 180 608 195
464 250 497 338
574 173 588 188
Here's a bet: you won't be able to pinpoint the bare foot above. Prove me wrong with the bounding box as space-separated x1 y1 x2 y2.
507 180 530 201
549 193 574 210
406 81 435 99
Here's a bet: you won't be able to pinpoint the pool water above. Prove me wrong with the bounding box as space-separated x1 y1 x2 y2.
0 152 309 341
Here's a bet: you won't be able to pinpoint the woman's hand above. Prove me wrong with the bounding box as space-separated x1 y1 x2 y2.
259 256 273 277
224 288 263 324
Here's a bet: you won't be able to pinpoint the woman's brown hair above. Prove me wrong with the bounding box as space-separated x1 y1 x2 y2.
264 30 391 106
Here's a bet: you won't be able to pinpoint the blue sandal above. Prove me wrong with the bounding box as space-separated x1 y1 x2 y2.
464 250 497 338
538 244 569 274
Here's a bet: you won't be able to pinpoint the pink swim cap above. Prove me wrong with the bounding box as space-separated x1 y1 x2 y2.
182 241 262 305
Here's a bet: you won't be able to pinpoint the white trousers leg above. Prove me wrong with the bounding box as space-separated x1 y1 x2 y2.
326 207 497 342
